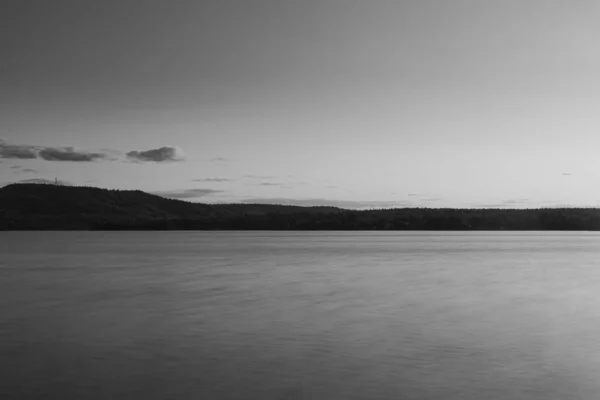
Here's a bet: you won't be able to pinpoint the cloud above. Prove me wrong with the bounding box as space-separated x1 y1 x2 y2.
502 198 530 204
472 203 512 208
127 146 185 162
243 174 276 180
472 198 532 208
251 181 308 188
257 182 287 187
473 201 533 208
553 203 576 208
0 143 38 159
239 197 415 210
562 173 572 176
420 197 443 202
193 178 231 182
1 140 109 162
152 188 223 199
209 157 228 162
3 141 193 163
9 165 37 174
408 193 417 196
38 147 107 162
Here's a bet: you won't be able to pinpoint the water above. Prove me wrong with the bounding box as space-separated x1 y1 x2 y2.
2 231 600 399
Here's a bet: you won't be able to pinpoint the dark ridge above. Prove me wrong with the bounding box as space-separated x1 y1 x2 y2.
1 184 600 230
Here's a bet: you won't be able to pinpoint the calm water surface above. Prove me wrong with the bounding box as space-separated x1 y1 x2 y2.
2 232 600 399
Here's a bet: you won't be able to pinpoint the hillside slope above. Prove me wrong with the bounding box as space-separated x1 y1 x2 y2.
0 184 212 229
0 184 339 230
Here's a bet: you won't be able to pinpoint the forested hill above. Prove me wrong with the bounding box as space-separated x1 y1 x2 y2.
0 184 339 230
1 183 600 230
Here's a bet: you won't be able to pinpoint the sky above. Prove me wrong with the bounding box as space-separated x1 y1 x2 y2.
2 0 600 209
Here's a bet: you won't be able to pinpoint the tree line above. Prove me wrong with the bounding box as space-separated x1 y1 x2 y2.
1 184 599 230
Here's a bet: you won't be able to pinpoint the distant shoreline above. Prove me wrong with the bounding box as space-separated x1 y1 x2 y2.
1 184 599 231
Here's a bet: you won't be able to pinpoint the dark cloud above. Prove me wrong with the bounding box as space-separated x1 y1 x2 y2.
127 146 185 162
210 157 227 162
38 147 107 162
193 178 231 182
3 141 188 163
153 188 223 199
10 165 21 169
22 168 37 173
239 197 414 210
0 143 38 159
1 140 110 162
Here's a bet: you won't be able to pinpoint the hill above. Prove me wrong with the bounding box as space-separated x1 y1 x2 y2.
1 183 600 230
0 184 339 230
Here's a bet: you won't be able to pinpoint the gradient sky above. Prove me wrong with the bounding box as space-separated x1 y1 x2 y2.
2 0 600 209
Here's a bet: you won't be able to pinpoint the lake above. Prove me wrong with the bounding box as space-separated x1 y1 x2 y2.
2 231 600 399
